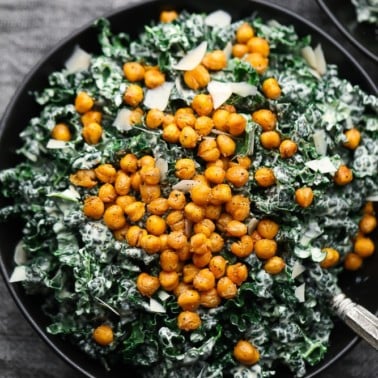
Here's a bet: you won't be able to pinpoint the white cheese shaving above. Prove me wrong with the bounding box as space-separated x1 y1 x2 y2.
155 158 168 182
230 82 257 97
314 44 327 75
305 156 337 174
46 139 68 149
14 241 27 265
301 46 317 70
149 298 166 313
172 41 207 71
144 82 174 111
113 108 132 131
366 195 378 202
294 283 306 303
172 180 197 192
247 218 259 235
313 130 327 156
291 261 306 279
223 41 233 60
64 45 91 74
204 10 232 27
157 290 170 302
207 81 233 109
9 266 27 283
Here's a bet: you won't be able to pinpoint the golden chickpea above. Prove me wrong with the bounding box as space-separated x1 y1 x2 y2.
81 111 102 127
209 255 227 279
197 139 221 162
167 231 188 249
245 53 268 74
175 107 194 116
260 131 281 149
334 165 353 186
116 195 135 209
225 195 250 221
167 190 187 210
136 272 160 297
212 109 230 132
251 230 263 243
247 36 270 57
236 156 252 169
344 252 363 270
202 50 227 71
98 183 117 203
175 158 196 179
138 155 155 168
183 64 210 90
227 113 247 136
129 108 144 125
95 164 117 184
69 169 97 188
343 128 361 150
193 268 216 292
205 204 222 220
184 202 205 223
75 91 94 113
103 205 126 230
216 213 233 233
295 187 314 208
140 234 161 254
231 235 254 258
146 215 166 236
177 311 201 331
226 220 248 237
130 171 142 191
174 282 193 297
192 250 213 268
177 289 201 311
320 248 340 268
126 225 146 247
160 10 178 23
159 270 179 291
175 112 196 129
120 153 138 173
183 264 200 284
232 43 249 58
227 263 248 286
114 171 131 196
166 210 185 232
179 126 199 149
176 243 191 261
359 214 377 234
139 184 161 204
82 122 103 145
163 113 175 127
217 276 237 299
162 123 181 143
124 201 146 222
194 116 214 136
279 139 298 158
113 224 130 241
254 167 276 187
191 94 213 116
354 237 375 258
146 109 164 129
142 68 163 88
362 202 374 214
264 256 286 274
159 234 169 251
193 219 215 238
140 166 161 185
257 219 279 240
147 197 169 215
236 22 254 43
190 233 210 255
190 184 212 206
92 324 114 346
209 232 224 253
51 123 71 141
252 109 277 131
204 166 226 185
83 196 105 219
226 165 249 187
254 239 277 259
233 340 260 365
160 249 179 272
123 84 144 107
200 288 221 308
210 184 232 205
262 78 281 100
123 62 145 82
216 135 236 157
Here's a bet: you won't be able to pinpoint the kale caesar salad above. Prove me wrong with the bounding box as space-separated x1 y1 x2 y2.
0 8 377 378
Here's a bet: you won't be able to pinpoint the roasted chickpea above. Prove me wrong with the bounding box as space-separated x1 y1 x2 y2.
354 237 375 258
183 64 210 90
295 187 314 208
320 248 340 268
138 155 155 168
194 116 214 136
83 196 105 219
254 239 277 259
124 201 146 222
174 282 193 297
136 272 160 297
236 156 252 169
334 165 353 186
193 268 216 292
160 249 179 272
216 135 236 157
344 252 363 270
120 153 138 173
245 53 268 74
162 123 181 143
166 210 185 232
257 219 279 239
212 109 230 132
123 62 145 82
254 167 276 187
190 233 211 255
191 94 213 116
264 256 286 274
82 122 103 145
251 230 263 243
163 113 175 127
217 276 237 299
232 43 249 58
231 235 254 258
175 158 196 179
130 171 142 191
126 225 146 247
184 202 205 223
177 289 201 311
343 128 361 150
160 10 178 23
146 109 164 129
51 123 71 141
183 264 200 284
167 190 186 210
205 204 222 220
197 139 221 162
192 251 213 268
202 50 227 71
247 36 270 57
204 165 226 185
208 256 227 279
167 231 188 250
279 139 298 158
216 213 233 233
144 69 165 89
210 184 232 205
359 214 377 234
227 263 248 286
95 164 117 183
81 111 102 127
140 166 161 185
209 232 224 253
75 91 94 113
93 325 114 346
225 195 250 221
116 195 135 209
114 171 131 196
193 219 215 238
225 113 246 136
123 84 144 107
179 126 199 149
147 197 169 215
260 131 281 149
98 183 117 203
190 184 211 206
262 77 281 99
236 22 254 43
139 184 161 204
177 311 201 331
233 340 260 365
129 108 144 125
69 169 97 188
159 270 179 291
175 112 196 129
200 288 221 308
103 205 126 230
226 165 249 187
146 215 167 236
252 109 277 131
226 220 248 237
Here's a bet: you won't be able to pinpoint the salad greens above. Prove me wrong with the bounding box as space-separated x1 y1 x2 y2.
351 0 378 24
1 8 377 378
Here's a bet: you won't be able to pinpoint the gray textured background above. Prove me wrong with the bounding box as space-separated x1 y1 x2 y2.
0 0 377 377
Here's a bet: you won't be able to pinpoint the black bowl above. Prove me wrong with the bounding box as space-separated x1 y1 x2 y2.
0 1 377 377
316 0 378 63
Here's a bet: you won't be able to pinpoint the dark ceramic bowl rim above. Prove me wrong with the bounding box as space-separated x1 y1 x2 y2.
316 0 378 63
0 1 376 377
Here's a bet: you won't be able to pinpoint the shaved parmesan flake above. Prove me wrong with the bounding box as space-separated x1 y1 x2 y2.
157 290 170 301
301 46 317 70
149 298 166 313
313 130 327 156
305 156 337 174
366 195 378 202
155 158 168 181
144 82 174 111
247 218 259 235
113 108 132 131
205 10 232 27
172 41 207 71
314 44 326 75
14 241 27 265
208 81 233 109
230 82 257 97
46 139 68 149
223 41 233 60
172 180 197 192
64 45 91 74
9 266 27 283
295 283 305 302
47 186 81 202
291 261 306 279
